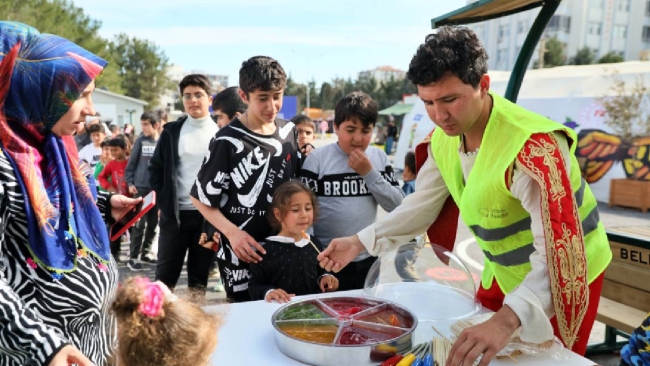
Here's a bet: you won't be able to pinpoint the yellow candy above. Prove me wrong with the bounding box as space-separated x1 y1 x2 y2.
396 353 416 366
376 344 398 353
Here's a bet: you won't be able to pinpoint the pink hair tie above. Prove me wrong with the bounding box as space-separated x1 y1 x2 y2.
136 278 176 318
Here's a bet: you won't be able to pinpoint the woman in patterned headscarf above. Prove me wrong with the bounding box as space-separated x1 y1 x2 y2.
0 21 141 365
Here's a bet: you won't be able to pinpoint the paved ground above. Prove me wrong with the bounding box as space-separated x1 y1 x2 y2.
118 134 644 365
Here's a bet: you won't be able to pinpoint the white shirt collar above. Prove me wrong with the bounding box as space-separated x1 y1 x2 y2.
266 235 310 248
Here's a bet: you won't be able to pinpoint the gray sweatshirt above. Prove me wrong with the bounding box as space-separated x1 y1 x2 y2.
300 143 404 261
125 134 158 190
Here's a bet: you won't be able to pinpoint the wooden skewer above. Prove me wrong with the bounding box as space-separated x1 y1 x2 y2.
302 231 321 254
431 325 447 339
507 354 518 363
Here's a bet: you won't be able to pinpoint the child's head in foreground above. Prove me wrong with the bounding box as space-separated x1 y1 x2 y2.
111 277 220 366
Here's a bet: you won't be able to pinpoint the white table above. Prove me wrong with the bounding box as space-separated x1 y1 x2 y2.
206 290 596 365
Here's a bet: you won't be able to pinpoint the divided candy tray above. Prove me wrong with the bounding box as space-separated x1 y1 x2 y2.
271 296 418 366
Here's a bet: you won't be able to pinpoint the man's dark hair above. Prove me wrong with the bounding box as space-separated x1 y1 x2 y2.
179 74 211 95
107 136 127 149
239 56 287 96
212 86 247 119
100 137 111 148
404 151 416 174
407 26 488 88
88 123 105 134
140 111 159 126
334 91 378 128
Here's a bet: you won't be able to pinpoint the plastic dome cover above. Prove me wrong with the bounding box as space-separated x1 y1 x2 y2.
364 242 481 323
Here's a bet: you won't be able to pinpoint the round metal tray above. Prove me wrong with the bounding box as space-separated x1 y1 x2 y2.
271 296 417 366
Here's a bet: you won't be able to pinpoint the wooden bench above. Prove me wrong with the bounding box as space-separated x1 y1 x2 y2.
587 226 650 355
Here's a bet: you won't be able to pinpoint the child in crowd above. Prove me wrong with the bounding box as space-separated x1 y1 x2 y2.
402 151 417 196
291 114 316 157
248 181 338 302
125 112 161 271
319 119 329 139
211 86 247 128
111 276 220 366
123 123 136 145
93 138 112 185
99 136 131 259
191 56 300 303
78 123 106 169
301 91 404 291
199 86 249 252
109 122 121 137
98 136 130 196
155 109 168 133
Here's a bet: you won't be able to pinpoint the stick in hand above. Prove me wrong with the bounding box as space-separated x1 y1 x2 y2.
301 231 321 254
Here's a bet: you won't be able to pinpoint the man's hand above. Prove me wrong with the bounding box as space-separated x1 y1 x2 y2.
128 185 138 196
348 148 372 176
446 306 520 366
225 229 265 263
110 195 142 222
317 235 364 272
319 275 339 292
48 345 94 366
266 289 294 303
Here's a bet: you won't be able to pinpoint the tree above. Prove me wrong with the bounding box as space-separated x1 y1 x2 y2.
2 0 123 92
284 73 416 116
599 52 624 64
570 47 596 65
307 80 319 109
599 72 650 142
284 75 307 111
319 82 335 110
599 72 650 180
544 36 566 68
109 33 171 107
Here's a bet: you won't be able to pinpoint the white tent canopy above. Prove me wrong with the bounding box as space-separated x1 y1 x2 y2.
489 61 650 99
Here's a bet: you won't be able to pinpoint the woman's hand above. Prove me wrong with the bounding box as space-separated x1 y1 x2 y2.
110 195 142 222
48 345 94 366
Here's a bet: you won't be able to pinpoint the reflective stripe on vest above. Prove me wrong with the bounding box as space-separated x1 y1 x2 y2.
479 203 600 267
471 180 596 267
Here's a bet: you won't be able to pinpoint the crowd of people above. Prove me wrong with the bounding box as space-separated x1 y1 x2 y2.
0 19 647 366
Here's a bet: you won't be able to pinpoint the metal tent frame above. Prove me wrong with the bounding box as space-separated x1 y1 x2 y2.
431 0 561 102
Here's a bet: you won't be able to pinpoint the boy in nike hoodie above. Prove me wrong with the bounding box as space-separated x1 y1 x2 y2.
191 56 300 303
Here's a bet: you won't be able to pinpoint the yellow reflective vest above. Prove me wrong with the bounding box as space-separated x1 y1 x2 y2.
431 92 611 294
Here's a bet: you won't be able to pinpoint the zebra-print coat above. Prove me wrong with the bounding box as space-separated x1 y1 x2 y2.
0 149 118 365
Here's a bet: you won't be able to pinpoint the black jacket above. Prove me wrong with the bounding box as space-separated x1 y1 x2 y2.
148 116 188 227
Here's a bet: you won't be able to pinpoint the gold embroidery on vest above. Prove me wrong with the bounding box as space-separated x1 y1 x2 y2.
519 136 567 212
515 133 589 349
